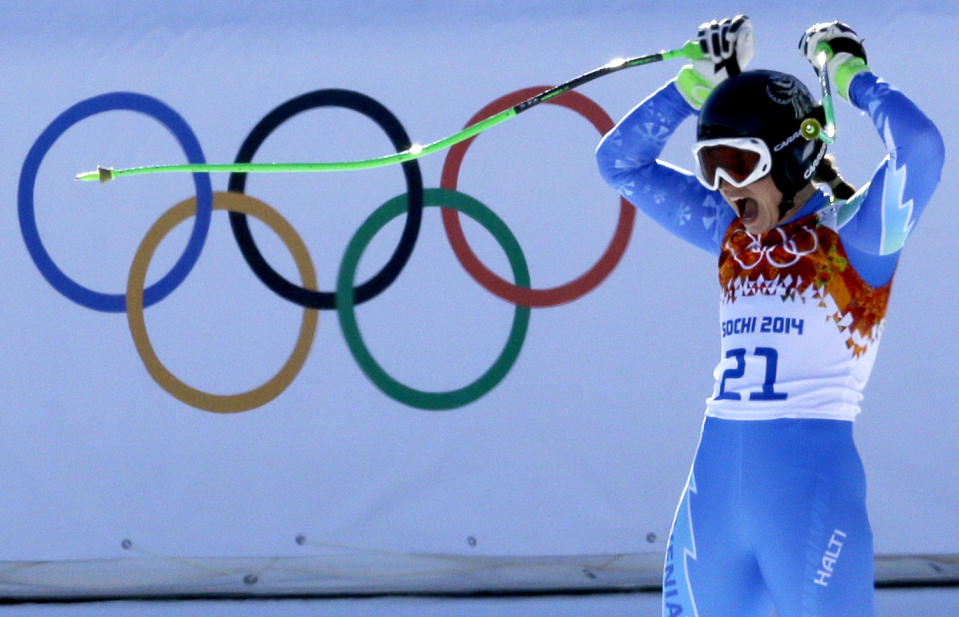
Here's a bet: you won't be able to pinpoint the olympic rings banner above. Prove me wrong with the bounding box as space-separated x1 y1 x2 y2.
19 88 632 413
4 2 957 570
7 36 685 563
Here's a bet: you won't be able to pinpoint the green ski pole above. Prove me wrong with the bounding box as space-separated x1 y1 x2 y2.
77 41 704 183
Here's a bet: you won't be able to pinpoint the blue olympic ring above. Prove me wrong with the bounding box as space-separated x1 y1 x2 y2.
17 92 213 312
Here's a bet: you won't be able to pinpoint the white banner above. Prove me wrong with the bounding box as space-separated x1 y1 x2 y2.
2 0 956 572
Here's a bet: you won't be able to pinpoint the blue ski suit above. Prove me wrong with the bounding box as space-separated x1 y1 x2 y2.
596 71 943 617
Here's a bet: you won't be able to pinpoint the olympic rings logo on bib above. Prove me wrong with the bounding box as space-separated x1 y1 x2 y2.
18 89 633 413
726 226 819 271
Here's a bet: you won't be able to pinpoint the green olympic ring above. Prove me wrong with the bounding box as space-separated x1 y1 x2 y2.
337 188 530 410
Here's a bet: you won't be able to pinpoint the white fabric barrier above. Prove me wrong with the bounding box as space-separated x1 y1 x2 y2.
2 0 957 581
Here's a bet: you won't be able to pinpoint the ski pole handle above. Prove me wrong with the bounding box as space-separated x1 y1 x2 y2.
801 41 837 144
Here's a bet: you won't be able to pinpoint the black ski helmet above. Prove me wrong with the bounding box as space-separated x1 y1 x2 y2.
697 70 826 204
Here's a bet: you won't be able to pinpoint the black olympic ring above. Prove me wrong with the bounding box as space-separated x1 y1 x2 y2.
227 89 424 309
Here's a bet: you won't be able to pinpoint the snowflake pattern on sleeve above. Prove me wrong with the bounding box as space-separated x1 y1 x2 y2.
597 82 735 256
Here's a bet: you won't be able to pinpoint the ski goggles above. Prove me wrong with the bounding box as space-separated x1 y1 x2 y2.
693 137 773 190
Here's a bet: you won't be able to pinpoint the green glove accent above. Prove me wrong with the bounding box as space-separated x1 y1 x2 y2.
675 65 716 110
834 57 870 102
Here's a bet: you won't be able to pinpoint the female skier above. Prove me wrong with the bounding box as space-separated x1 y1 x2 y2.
596 17 944 617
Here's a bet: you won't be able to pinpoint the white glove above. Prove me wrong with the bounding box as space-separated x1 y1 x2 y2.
695 15 755 84
677 15 754 109
799 21 869 101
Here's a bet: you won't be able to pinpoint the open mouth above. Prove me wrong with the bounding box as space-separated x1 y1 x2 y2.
735 198 759 224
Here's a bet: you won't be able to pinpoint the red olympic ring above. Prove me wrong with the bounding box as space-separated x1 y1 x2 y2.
440 87 635 307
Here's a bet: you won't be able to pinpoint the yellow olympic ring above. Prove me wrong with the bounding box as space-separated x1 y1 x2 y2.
126 192 318 413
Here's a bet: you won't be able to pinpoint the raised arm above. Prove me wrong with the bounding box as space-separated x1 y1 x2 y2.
596 16 754 255
800 22 945 257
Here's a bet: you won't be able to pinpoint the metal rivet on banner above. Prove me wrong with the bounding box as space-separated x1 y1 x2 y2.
243 574 258 585
467 536 477 547
121 539 132 550
646 532 658 543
